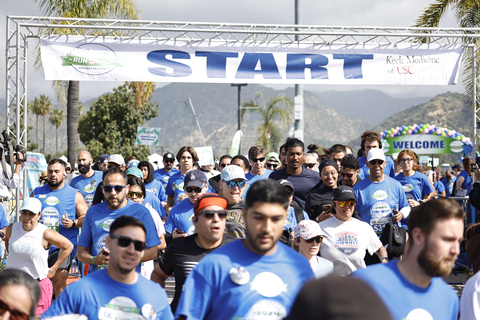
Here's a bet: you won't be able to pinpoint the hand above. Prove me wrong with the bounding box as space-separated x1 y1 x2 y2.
172 229 187 239
392 212 404 223
407 199 420 207
94 247 110 265
289 231 294 242
161 202 167 208
14 152 23 166
381 258 388 264
47 267 57 278
61 213 74 228
317 207 334 222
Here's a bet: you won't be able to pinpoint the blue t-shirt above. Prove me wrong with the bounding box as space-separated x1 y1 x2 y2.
33 184 79 256
41 269 173 320
358 155 396 180
353 177 409 236
164 199 195 235
154 168 180 189
245 169 273 185
353 260 459 320
144 192 166 219
284 206 309 231
70 171 104 207
394 171 435 201
78 200 160 273
175 239 314 320
145 179 167 202
434 181 445 196
459 170 473 193
441 176 457 197
165 171 215 205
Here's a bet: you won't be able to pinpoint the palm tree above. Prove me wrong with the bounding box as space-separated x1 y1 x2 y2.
37 94 52 153
28 97 43 151
33 0 144 163
242 93 293 151
49 109 66 155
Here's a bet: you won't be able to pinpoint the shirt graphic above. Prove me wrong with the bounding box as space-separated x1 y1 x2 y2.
335 232 359 255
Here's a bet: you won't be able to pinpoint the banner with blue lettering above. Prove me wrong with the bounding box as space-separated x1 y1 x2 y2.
382 136 466 155
25 152 48 195
40 36 462 85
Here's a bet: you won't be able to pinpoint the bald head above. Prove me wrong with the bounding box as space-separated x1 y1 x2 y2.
78 151 93 175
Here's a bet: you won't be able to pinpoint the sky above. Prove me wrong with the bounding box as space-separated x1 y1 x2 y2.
0 0 461 104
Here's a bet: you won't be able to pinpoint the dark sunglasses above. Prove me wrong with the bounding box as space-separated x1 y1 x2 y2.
304 163 316 169
225 181 246 188
340 172 354 178
251 157 266 163
266 163 278 169
305 236 322 244
103 185 126 193
127 191 144 199
111 235 146 251
186 186 203 193
220 163 229 168
285 189 294 197
369 159 384 166
164 159 174 164
336 200 356 207
196 210 227 220
0 299 29 320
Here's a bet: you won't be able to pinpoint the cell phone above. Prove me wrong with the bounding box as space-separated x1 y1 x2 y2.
322 204 332 212
175 229 184 234
472 163 477 172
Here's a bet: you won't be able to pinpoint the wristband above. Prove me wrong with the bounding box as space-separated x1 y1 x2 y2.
92 256 96 265
72 220 76 228
382 257 388 261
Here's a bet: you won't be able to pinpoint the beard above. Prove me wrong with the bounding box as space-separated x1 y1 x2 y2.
47 179 62 188
78 162 91 174
417 240 456 277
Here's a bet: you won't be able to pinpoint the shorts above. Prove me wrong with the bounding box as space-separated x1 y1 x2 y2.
35 277 53 315
48 248 72 271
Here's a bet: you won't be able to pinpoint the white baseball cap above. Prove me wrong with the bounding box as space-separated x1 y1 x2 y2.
20 197 42 215
367 148 386 162
106 154 125 166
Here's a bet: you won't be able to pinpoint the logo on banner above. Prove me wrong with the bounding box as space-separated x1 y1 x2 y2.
335 232 359 255
61 43 122 75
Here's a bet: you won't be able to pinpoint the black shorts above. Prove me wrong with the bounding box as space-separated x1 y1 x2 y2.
47 248 72 271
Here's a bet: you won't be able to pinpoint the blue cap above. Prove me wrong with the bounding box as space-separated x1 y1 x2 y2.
100 154 110 163
184 170 207 188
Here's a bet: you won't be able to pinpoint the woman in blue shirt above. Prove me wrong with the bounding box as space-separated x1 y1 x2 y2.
457 158 474 197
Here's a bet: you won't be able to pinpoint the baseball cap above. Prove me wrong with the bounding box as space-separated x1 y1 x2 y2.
332 185 356 202
294 220 326 239
127 159 140 169
366 148 386 162
194 193 228 214
100 154 110 164
221 165 246 181
184 170 208 188
266 152 280 163
452 164 462 171
39 170 47 180
20 197 42 215
163 152 175 161
126 167 143 179
278 179 294 192
66 162 72 169
107 154 125 166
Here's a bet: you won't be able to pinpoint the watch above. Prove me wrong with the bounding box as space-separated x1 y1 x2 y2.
72 220 76 228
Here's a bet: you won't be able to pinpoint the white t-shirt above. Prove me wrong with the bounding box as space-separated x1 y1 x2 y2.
460 269 480 319
319 216 382 276
141 205 165 280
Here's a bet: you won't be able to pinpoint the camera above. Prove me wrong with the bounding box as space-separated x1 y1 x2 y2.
0 130 26 164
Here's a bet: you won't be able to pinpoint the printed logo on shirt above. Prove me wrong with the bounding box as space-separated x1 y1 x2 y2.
371 190 388 201
370 202 392 235
45 196 60 206
244 299 287 320
40 207 60 232
187 225 195 236
251 272 287 298
147 188 156 194
227 210 245 226
162 176 169 183
174 182 184 191
98 296 154 320
83 181 97 193
334 231 359 255
402 184 414 193
405 308 434 320
85 194 94 206
94 233 108 252
100 218 114 231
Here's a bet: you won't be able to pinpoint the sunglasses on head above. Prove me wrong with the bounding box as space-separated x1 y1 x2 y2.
0 299 29 320
336 200 356 207
369 159 384 166
225 180 246 188
340 172 354 178
111 234 146 251
305 236 322 244
127 191 144 199
305 163 316 169
196 210 227 220
185 186 203 193
266 163 278 169
103 185 126 193
251 157 266 163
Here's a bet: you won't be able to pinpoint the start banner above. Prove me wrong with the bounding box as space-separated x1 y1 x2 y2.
382 135 466 155
40 36 462 85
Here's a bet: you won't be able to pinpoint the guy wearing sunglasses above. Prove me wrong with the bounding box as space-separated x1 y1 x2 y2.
245 146 272 185
175 179 313 320
353 149 410 264
265 152 280 171
77 167 161 274
43 215 174 320
340 155 362 187
164 170 209 243
152 194 235 314
208 155 232 193
358 130 396 180
154 152 180 190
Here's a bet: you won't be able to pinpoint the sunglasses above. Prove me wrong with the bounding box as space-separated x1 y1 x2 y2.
305 236 322 244
220 163 229 168
266 163 278 169
225 180 246 188
127 191 144 199
369 160 384 166
164 159 174 164
0 299 29 320
111 235 146 251
251 157 266 163
285 189 294 197
196 210 227 220
185 186 203 193
103 185 126 193
305 163 316 169
340 172 354 178
336 200 356 207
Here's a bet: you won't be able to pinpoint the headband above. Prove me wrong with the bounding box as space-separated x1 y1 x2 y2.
194 193 228 214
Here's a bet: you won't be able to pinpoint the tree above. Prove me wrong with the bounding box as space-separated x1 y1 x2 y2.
78 82 159 160
33 0 144 164
28 97 43 151
37 94 52 153
49 109 66 155
242 93 293 151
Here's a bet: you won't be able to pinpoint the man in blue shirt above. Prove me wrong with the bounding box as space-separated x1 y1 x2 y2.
441 169 457 197
245 146 272 184
154 152 179 189
70 151 104 207
175 179 314 320
357 130 396 179
353 199 463 320
42 215 173 320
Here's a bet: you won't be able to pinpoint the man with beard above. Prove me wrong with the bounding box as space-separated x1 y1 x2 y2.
32 159 88 298
175 179 313 320
77 166 160 274
42 215 173 320
354 198 463 320
70 151 104 207
154 152 180 189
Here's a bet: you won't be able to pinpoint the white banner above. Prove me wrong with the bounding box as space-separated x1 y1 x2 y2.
40 36 463 85
136 127 161 146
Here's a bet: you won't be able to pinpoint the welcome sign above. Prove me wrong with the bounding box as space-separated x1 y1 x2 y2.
382 135 466 155
40 36 462 85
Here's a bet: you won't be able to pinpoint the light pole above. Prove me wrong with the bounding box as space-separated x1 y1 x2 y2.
294 0 304 142
231 83 248 130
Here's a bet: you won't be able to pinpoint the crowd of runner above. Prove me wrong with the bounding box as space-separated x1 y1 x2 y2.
1 128 480 319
